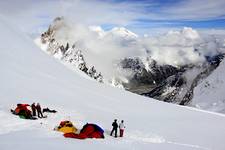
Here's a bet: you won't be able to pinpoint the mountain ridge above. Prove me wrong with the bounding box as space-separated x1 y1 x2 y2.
1 14 225 150
35 17 225 114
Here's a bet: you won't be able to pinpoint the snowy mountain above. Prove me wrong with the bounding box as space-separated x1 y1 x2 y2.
140 54 224 105
34 17 225 114
1 14 225 150
192 59 225 113
35 17 103 83
89 26 138 40
104 27 138 41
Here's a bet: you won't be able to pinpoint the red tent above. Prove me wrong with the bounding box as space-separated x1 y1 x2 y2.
12 104 33 119
64 123 104 139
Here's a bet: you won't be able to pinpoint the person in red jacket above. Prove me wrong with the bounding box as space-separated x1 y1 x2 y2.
36 103 44 118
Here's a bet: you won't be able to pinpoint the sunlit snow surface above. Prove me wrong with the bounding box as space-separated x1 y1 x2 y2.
0 16 225 150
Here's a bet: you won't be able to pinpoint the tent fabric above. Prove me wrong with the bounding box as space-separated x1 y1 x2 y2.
15 104 30 115
55 121 77 134
64 123 104 139
12 104 33 119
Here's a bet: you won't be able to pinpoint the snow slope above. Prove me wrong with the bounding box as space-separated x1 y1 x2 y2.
192 59 225 113
0 16 225 150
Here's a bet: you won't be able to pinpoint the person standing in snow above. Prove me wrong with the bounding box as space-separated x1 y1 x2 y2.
110 119 118 138
31 102 36 116
36 103 44 118
119 120 125 137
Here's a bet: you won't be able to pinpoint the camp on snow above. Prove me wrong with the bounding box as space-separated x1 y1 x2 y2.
64 123 104 139
11 104 37 120
54 120 78 134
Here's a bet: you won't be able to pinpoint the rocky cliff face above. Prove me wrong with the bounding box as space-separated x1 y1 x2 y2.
35 17 225 107
37 17 103 83
110 54 224 105
131 54 224 105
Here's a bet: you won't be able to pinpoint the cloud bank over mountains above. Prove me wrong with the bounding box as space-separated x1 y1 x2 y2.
37 18 225 79
0 0 225 79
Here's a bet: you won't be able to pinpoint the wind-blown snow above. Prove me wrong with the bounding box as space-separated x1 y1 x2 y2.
0 15 225 150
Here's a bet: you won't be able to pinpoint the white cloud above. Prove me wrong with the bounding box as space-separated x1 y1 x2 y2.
42 19 225 80
134 0 225 21
0 0 146 34
0 0 224 36
163 0 225 20
1 0 225 79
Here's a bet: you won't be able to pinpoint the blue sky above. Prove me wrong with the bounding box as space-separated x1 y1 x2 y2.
0 0 224 35
99 0 225 34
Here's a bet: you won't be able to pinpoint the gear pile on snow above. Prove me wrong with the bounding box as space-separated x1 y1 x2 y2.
11 104 36 120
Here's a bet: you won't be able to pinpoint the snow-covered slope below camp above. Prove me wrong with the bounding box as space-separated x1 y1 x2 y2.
192 59 225 113
0 16 225 150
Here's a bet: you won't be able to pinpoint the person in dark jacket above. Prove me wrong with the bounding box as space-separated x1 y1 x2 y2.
36 103 44 118
31 103 36 116
110 119 118 138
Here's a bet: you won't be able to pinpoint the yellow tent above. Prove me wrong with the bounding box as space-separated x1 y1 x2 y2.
55 121 77 134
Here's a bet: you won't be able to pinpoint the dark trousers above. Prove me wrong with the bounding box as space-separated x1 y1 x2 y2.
120 129 124 137
37 111 44 118
32 109 36 116
110 128 117 137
